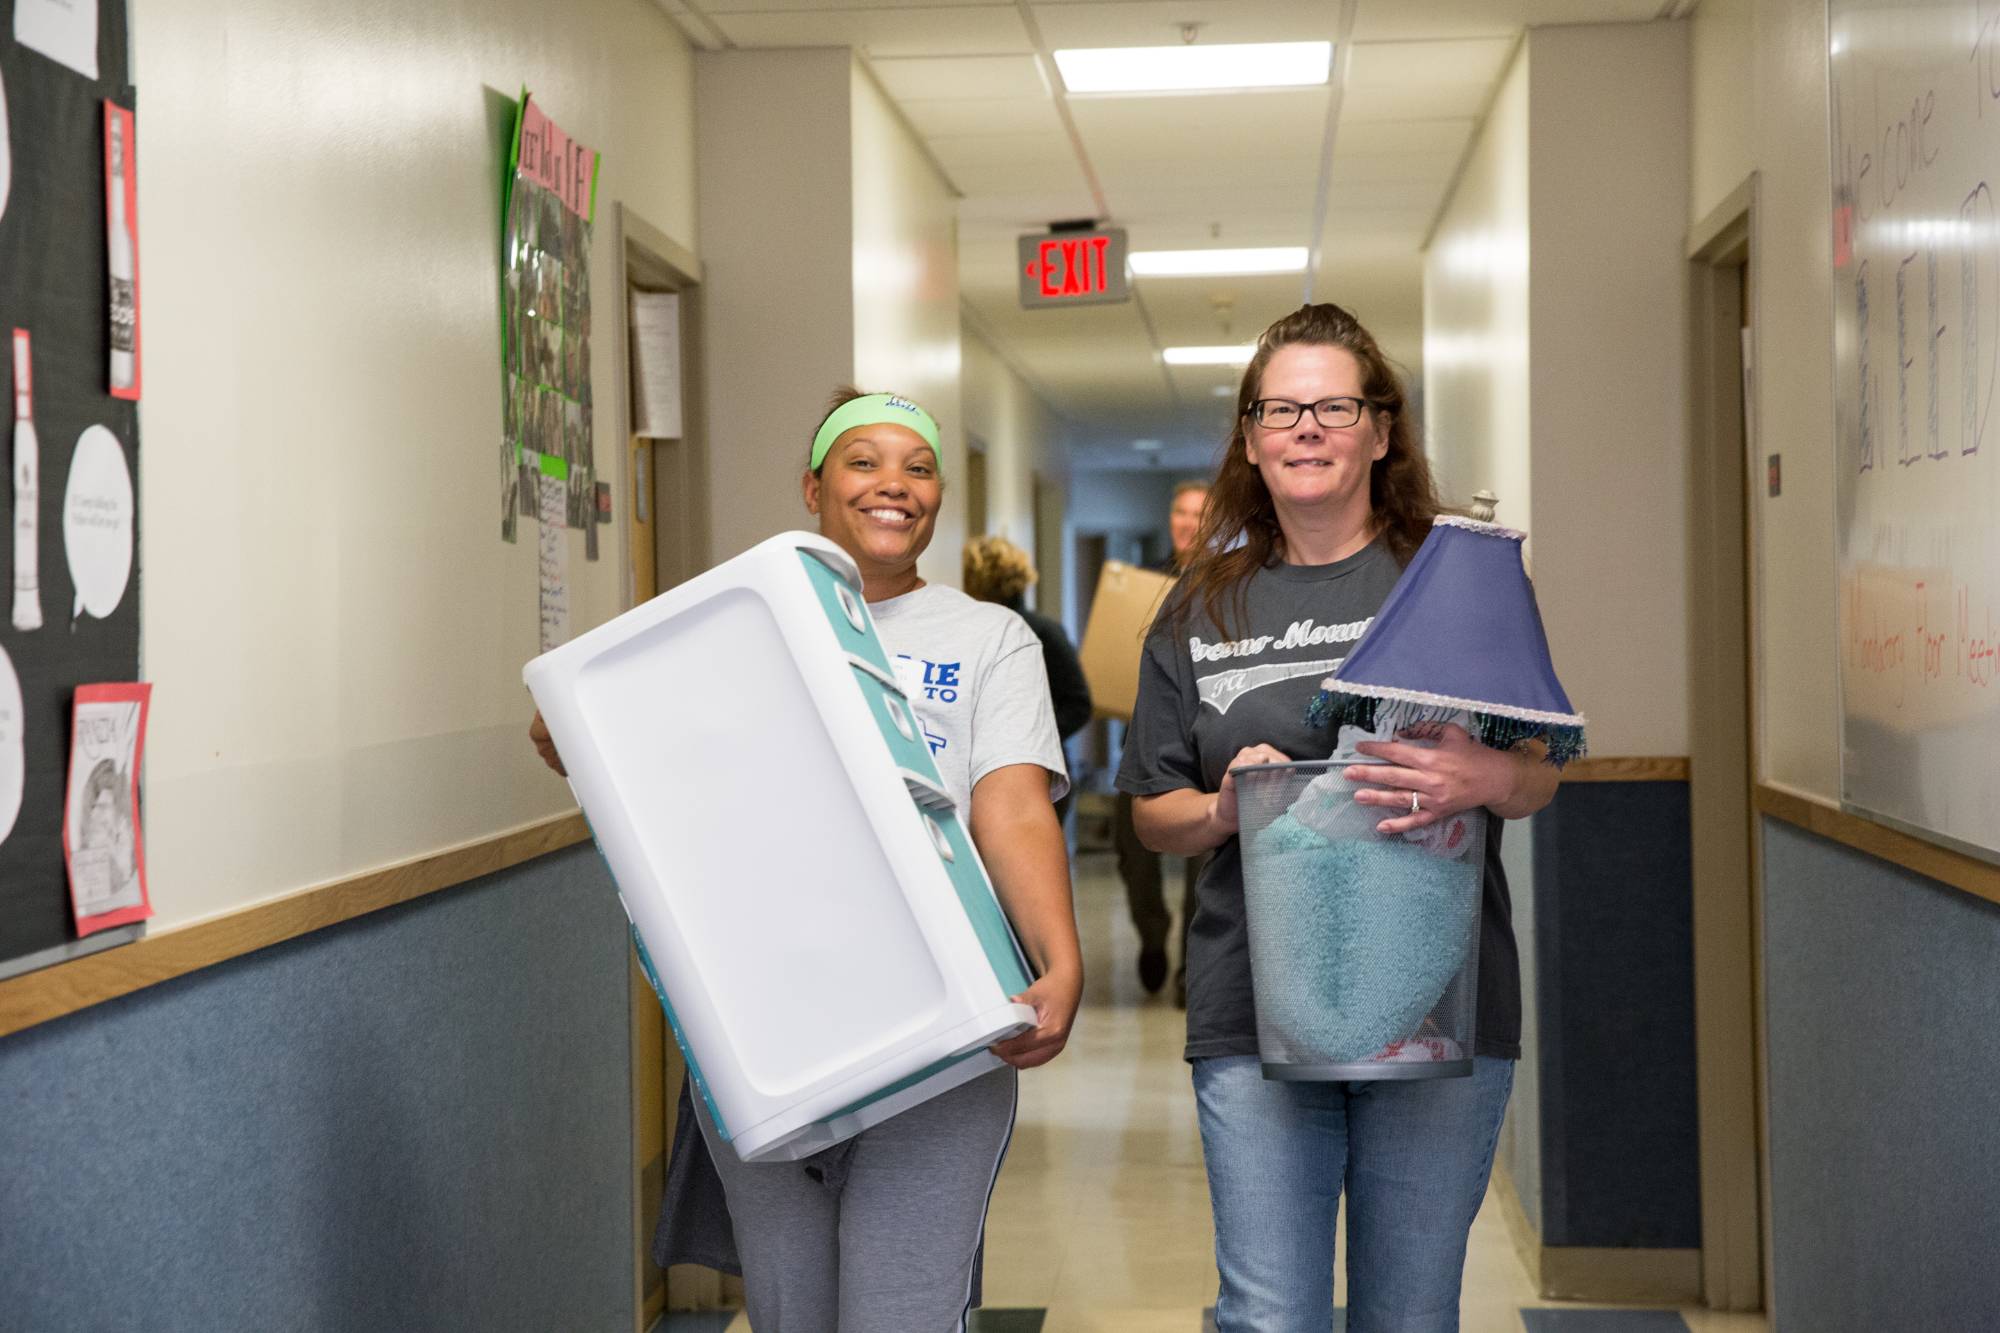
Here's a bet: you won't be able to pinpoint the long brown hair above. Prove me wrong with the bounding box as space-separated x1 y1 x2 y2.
1167 303 1445 637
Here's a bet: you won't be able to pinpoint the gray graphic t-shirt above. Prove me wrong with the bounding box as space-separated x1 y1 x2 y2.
870 583 1069 810
1115 540 1521 1063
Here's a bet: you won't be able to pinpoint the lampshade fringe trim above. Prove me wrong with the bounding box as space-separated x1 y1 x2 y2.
1306 685 1588 768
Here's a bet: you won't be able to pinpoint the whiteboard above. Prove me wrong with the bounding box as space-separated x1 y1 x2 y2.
1831 0 2000 862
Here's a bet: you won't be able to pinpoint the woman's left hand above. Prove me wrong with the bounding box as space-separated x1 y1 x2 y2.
992 963 1083 1070
1347 722 1522 835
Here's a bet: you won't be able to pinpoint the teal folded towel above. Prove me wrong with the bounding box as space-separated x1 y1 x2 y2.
1244 813 1479 1064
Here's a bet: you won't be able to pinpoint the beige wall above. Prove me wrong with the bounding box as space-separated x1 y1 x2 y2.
695 48 856 564
1689 0 1755 226
1528 22 1692 758
1690 0 1840 796
695 53 966 589
849 64 965 590
137 0 698 929
1425 24 1692 757
961 331 1065 566
1423 45 1532 532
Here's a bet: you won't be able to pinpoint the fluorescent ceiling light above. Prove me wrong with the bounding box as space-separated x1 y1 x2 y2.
1055 42 1332 95
1129 247 1308 278
1163 345 1257 366
1131 438 1165 452
1211 385 1236 397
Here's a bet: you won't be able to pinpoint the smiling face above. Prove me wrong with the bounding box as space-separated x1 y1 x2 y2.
801 422 942 597
1243 343 1388 527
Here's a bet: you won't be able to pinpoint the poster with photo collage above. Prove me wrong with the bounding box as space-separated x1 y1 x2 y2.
500 93 598 563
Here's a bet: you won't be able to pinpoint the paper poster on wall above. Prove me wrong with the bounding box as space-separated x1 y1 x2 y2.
63 682 152 936
629 290 683 439
64 424 133 621
103 102 138 399
537 467 569 651
0 645 21 848
500 92 600 565
11 329 41 632
15 0 100 80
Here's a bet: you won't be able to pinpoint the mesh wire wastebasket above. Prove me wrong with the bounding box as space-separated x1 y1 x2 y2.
1235 760 1483 1081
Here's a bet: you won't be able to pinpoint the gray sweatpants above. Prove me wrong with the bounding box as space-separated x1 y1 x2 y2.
695 1064 1019 1332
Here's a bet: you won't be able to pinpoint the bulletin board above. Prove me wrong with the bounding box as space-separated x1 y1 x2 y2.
1830 0 2000 863
0 0 144 972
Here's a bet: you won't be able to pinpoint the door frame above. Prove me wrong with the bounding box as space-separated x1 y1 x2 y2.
615 204 709 607
1684 172 1768 1314
611 204 726 1327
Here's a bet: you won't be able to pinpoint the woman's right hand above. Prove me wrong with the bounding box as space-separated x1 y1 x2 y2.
528 710 566 777
1213 743 1289 834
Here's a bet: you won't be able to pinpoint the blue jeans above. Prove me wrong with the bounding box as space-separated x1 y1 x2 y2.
1192 1054 1514 1333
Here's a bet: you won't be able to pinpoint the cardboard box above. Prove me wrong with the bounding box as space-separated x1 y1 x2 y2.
1078 560 1175 721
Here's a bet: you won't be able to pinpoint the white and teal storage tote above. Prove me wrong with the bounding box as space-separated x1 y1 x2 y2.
522 531 1036 1162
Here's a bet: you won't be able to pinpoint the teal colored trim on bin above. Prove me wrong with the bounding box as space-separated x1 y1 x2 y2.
930 811 1035 995
630 925 731 1141
815 1050 985 1125
848 664 945 786
797 551 893 674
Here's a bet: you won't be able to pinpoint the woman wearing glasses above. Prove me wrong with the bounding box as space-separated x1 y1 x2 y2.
1117 304 1558 1331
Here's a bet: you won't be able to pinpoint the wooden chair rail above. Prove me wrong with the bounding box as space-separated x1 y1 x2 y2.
0 812 591 1040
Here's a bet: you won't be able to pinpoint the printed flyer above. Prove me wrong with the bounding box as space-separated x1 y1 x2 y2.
63 682 152 936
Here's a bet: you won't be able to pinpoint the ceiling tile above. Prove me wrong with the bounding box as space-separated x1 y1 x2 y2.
716 6 1032 55
943 156 1095 197
1348 37 1515 89
1066 86 1330 157
956 187 1101 227
1028 0 1341 51
696 0 1011 12
928 129 1074 169
1350 0 1662 43
1338 38 1512 121
1343 83 1489 121
1094 151 1323 198
1333 117 1476 156
1108 215 1324 249
1094 185 1328 227
870 53 1050 99
1330 150 1462 187
900 96 1064 136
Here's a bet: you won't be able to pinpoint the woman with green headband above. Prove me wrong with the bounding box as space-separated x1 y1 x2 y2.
613 386 1084 1329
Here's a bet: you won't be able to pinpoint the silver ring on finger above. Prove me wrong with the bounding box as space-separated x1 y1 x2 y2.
1410 791 1421 814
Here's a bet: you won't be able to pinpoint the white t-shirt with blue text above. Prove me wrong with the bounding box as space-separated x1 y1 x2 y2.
868 583 1069 811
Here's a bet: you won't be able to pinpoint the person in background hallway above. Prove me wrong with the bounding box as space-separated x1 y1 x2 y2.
963 534 1092 829
1119 304 1557 1332
529 388 1083 1331
1117 479 1209 1001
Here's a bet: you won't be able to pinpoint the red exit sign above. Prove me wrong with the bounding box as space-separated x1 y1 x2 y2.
1017 227 1129 308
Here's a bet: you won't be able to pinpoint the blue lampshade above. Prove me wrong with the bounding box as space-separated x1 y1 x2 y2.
1305 517 1587 765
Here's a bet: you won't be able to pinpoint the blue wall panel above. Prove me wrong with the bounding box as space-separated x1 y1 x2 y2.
0 844 632 1332
1530 781 1700 1250
1762 818 2000 1330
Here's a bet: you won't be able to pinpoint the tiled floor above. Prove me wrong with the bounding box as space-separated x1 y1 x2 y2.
664 852 1768 1333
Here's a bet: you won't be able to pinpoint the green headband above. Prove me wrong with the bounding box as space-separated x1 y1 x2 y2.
810 393 943 472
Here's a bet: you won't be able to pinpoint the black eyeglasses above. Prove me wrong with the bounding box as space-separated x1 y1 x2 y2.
1246 397 1371 429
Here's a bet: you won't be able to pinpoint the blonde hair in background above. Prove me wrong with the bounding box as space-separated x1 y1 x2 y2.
962 534 1037 605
